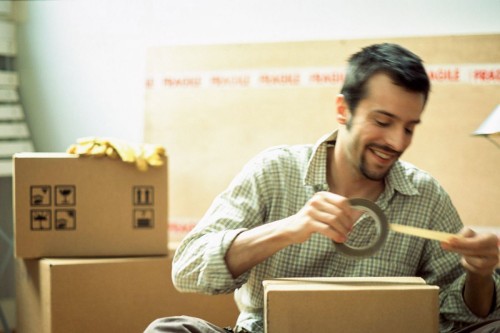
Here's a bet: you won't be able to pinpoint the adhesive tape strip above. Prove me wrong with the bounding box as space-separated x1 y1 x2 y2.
334 198 389 258
389 223 456 242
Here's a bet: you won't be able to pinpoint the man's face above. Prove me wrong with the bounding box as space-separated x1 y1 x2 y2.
342 73 425 181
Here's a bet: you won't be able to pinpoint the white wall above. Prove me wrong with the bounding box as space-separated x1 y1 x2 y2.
16 0 500 152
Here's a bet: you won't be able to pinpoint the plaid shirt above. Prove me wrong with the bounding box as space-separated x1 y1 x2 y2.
173 131 500 333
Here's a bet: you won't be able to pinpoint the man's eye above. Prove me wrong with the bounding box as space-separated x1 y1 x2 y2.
405 128 414 135
375 120 389 127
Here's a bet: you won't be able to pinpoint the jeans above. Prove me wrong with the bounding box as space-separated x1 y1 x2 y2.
144 316 500 333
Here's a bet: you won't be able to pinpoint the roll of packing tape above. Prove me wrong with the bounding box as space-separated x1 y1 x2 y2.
334 198 389 258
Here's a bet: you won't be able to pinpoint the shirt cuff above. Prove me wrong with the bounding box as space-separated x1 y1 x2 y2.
442 272 500 323
202 227 250 293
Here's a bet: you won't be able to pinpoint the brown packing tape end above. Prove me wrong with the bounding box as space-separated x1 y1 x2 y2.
389 224 458 243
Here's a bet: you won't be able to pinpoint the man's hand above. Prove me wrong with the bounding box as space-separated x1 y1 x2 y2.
284 191 357 244
442 228 499 276
442 227 499 317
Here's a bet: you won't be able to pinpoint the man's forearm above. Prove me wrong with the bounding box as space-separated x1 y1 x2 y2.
463 272 495 317
224 217 295 278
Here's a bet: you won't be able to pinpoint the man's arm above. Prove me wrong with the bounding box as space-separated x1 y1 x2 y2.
224 218 294 278
225 191 355 278
463 273 495 317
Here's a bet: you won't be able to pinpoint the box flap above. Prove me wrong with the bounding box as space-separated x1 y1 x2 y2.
263 276 427 288
14 152 78 159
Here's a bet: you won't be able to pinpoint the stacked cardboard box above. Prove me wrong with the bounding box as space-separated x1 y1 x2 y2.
15 250 239 333
13 153 169 258
13 153 238 333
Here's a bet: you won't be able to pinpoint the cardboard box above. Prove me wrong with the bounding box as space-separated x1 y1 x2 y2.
16 255 239 333
13 153 168 258
264 277 439 333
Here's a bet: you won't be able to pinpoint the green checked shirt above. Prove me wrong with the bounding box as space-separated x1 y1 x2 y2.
173 131 500 333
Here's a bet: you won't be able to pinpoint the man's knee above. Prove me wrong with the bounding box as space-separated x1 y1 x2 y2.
144 315 229 333
454 320 500 333
475 320 500 333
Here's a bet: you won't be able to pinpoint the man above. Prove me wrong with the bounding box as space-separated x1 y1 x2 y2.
145 43 500 333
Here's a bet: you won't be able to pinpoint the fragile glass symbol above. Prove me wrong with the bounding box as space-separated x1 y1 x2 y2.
56 186 75 205
59 188 72 204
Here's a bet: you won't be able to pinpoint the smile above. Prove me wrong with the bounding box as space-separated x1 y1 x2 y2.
371 149 392 160
367 144 401 163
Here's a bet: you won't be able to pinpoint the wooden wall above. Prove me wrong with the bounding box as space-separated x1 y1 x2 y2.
145 35 500 230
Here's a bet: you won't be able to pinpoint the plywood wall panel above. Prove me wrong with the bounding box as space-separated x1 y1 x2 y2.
145 34 500 229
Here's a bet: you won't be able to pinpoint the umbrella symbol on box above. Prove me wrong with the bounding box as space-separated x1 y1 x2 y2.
31 210 51 230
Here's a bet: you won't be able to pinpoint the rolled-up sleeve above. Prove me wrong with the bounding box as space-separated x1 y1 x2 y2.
172 228 249 294
171 151 271 295
440 272 500 330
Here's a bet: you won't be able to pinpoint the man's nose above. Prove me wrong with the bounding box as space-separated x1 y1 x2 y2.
386 127 408 152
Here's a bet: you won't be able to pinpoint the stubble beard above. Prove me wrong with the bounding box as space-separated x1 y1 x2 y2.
359 147 399 181
359 154 390 181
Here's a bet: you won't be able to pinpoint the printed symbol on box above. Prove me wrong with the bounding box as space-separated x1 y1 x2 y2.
30 185 51 206
55 209 76 230
133 209 154 228
55 185 76 206
133 186 154 205
31 210 51 231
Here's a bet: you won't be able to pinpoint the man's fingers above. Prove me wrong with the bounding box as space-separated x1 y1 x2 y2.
309 209 352 235
460 256 499 276
458 227 476 238
308 192 355 232
446 233 499 257
314 221 348 243
441 228 500 276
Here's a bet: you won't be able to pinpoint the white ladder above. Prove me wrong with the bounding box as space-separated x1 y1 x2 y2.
0 2 31 333
0 2 34 176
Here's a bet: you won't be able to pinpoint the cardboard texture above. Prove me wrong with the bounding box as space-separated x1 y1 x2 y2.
16 255 239 333
13 153 168 258
264 277 439 333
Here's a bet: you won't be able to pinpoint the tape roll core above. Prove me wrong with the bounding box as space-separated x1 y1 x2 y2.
334 198 388 258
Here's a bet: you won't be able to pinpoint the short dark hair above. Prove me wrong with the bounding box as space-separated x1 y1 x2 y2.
340 43 430 112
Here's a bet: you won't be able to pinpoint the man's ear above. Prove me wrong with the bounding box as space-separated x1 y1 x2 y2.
336 94 349 125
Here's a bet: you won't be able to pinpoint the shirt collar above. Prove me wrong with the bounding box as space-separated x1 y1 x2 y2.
304 130 419 197
304 131 337 191
385 161 420 196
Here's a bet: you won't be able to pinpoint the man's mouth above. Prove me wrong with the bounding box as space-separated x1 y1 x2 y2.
368 145 400 162
371 149 391 160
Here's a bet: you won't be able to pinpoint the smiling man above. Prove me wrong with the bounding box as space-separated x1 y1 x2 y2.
145 43 500 333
